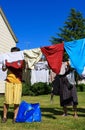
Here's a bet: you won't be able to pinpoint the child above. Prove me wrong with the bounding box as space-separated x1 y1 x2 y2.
1 47 25 123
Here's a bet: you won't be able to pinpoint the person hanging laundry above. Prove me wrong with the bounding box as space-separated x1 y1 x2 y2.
1 47 25 124
59 61 78 118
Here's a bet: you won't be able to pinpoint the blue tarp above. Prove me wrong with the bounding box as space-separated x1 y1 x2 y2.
16 101 41 122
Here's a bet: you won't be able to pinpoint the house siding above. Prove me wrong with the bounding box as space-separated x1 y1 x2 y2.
0 14 16 54
0 8 17 93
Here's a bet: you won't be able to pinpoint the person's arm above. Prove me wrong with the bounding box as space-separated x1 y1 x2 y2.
63 61 73 76
2 60 7 71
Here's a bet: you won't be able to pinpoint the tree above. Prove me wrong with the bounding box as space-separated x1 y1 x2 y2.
50 8 85 81
50 8 85 43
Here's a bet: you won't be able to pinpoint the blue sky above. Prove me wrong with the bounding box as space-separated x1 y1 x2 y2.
0 0 85 50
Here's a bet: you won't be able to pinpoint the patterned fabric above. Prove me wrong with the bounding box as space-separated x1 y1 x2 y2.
6 60 24 69
4 82 22 104
31 69 49 85
59 63 78 107
31 61 49 85
1 51 24 66
6 60 24 83
59 76 78 106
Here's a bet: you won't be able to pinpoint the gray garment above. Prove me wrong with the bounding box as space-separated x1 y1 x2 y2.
66 70 76 85
51 75 60 95
59 75 78 107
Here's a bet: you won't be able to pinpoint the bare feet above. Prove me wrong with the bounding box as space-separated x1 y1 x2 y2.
73 114 78 118
62 113 68 116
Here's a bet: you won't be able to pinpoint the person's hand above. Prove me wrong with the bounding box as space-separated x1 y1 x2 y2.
2 60 7 71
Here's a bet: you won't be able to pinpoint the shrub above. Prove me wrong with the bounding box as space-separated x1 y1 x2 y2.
30 82 51 96
22 82 85 96
76 83 85 92
22 83 31 96
22 82 51 96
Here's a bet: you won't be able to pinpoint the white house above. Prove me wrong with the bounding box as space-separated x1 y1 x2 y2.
0 8 18 93
0 8 18 54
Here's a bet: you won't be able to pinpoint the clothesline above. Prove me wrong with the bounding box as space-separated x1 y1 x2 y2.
0 38 85 77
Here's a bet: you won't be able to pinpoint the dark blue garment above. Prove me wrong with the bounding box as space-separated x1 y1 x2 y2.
16 101 41 122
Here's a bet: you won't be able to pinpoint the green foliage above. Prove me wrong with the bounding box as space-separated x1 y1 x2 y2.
77 83 85 92
58 8 85 42
22 82 85 96
31 82 51 96
22 83 31 96
50 8 85 70
22 82 51 96
50 37 63 44
50 8 85 44
50 8 85 60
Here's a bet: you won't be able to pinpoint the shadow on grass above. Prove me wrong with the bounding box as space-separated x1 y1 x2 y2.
0 106 14 119
0 106 85 120
66 107 85 117
77 107 85 113
77 108 85 117
41 107 62 119
41 107 85 118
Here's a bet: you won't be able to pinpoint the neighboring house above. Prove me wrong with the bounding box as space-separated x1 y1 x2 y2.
0 8 18 93
0 8 18 54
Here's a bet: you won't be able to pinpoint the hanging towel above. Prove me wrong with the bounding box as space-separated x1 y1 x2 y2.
0 51 24 69
41 43 64 74
3 51 24 63
23 48 42 69
64 38 85 77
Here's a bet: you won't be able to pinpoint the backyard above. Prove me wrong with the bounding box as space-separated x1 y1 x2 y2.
0 92 85 130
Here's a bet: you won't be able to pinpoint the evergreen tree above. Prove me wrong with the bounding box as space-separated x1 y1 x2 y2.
50 8 85 81
50 8 85 43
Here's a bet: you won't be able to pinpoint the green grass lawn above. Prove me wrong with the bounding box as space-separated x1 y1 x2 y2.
0 92 85 130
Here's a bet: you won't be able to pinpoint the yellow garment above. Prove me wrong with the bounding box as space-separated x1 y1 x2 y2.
4 82 22 104
7 70 21 83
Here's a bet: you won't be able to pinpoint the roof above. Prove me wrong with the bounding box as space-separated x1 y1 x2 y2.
0 8 18 43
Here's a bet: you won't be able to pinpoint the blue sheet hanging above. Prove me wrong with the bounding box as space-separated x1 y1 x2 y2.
64 38 85 76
